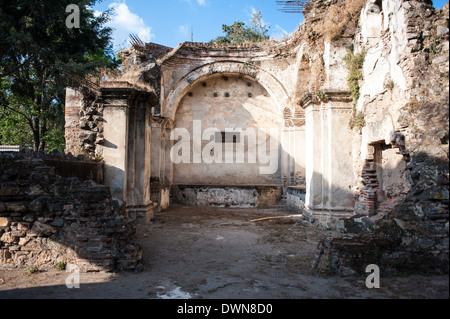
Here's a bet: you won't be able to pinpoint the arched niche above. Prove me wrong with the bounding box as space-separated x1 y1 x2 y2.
162 61 292 121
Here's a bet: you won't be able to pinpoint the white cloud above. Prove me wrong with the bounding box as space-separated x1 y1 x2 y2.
181 0 207 6
107 2 154 49
272 24 290 40
179 25 190 39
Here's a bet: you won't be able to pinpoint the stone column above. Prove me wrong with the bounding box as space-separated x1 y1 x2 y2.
100 87 133 202
149 117 174 186
126 91 156 223
150 118 163 184
302 94 322 215
294 126 306 185
65 87 85 155
162 120 175 185
99 85 158 223
301 92 354 219
326 94 355 215
321 103 331 208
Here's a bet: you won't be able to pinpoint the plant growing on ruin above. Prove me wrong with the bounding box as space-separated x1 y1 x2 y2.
343 48 366 104
210 10 270 44
343 47 367 132
321 256 335 278
349 110 366 132
427 35 442 55
57 262 66 271
94 155 104 162
28 266 39 274
384 79 395 90
316 90 326 100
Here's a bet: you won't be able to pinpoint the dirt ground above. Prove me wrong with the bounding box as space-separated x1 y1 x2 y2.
0 206 448 299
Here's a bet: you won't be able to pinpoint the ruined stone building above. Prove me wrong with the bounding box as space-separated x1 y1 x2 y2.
61 0 448 274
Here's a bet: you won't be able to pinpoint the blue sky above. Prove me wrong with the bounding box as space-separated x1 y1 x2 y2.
93 0 449 51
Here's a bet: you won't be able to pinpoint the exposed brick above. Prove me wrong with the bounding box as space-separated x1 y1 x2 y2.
0 152 142 272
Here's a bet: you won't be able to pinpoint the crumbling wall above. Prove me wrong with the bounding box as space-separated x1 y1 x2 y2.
65 87 105 159
312 0 449 276
171 185 282 208
65 43 166 160
0 152 142 272
62 0 448 277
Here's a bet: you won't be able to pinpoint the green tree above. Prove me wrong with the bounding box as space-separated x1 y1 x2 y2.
211 10 270 44
249 10 270 42
0 0 118 151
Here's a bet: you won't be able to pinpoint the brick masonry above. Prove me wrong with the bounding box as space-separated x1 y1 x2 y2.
0 152 142 272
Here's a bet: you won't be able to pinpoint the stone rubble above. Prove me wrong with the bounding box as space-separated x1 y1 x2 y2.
0 152 142 272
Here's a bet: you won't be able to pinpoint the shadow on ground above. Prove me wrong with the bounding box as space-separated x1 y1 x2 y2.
0 206 448 299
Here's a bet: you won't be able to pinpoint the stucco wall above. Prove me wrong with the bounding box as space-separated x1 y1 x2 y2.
172 74 285 186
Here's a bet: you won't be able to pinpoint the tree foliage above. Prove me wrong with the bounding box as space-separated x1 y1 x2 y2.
211 10 270 44
0 0 118 151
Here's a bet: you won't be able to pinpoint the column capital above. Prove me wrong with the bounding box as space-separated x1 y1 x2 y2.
99 83 159 107
299 90 353 109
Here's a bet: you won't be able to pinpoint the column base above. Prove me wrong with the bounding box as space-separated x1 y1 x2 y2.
304 206 354 231
127 202 154 224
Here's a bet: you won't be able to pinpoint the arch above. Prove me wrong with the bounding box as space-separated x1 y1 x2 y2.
162 61 292 120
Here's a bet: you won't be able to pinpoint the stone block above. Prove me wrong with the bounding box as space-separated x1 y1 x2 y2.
0 183 20 197
50 218 64 227
1 249 12 261
437 25 449 36
1 232 18 244
32 221 56 235
28 197 46 213
0 217 11 227
18 237 31 246
17 222 30 231
6 203 27 213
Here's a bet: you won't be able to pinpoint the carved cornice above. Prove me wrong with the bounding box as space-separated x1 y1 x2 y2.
99 85 159 107
299 91 353 109
151 116 175 129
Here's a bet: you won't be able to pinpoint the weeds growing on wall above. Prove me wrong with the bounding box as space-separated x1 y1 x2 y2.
349 109 366 131
344 48 366 131
343 48 366 103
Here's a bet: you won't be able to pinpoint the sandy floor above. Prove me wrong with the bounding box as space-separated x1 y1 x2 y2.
0 206 448 299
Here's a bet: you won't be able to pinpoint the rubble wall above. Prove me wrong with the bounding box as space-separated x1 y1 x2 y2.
0 152 142 272
312 0 449 276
